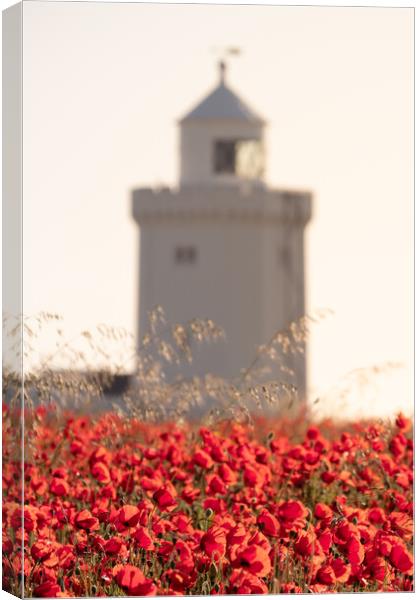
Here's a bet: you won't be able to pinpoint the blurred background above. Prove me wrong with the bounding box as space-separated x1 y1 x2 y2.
14 2 413 420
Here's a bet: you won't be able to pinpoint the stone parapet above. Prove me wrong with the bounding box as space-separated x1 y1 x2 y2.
132 185 312 225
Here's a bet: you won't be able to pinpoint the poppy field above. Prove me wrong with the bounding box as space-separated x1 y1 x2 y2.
2 405 414 596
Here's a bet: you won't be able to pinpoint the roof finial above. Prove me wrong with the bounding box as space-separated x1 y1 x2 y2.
219 60 226 85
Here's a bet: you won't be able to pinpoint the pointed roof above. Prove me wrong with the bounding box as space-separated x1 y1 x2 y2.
180 61 265 125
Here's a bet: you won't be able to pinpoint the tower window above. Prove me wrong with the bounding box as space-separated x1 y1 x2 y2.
175 246 197 265
213 139 264 178
214 141 236 173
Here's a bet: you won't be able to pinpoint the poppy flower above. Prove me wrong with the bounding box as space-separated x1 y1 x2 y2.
294 530 324 565
31 475 48 496
330 557 351 583
17 506 38 532
236 544 271 577
153 485 177 511
280 583 303 593
395 413 411 432
257 509 280 537
104 537 127 556
57 545 75 570
218 463 237 485
201 525 227 560
116 504 141 528
181 484 201 504
278 500 307 521
2 537 13 556
207 474 227 495
114 565 157 596
367 557 389 582
317 564 336 585
74 509 99 531
346 537 365 566
50 477 69 497
89 446 112 466
134 527 155 550
174 540 195 575
31 540 59 568
314 503 333 523
389 544 413 574
368 507 386 525
32 582 64 597
321 470 336 484
317 530 333 554
229 569 268 594
192 449 214 470
203 497 227 514
172 513 194 534
389 512 413 540
91 462 111 484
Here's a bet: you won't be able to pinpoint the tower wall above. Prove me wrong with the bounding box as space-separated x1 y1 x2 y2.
132 186 311 391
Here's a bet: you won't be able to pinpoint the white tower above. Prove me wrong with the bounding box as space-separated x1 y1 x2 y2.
132 62 311 394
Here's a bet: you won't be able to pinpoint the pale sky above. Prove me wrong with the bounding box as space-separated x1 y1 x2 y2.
20 1 413 420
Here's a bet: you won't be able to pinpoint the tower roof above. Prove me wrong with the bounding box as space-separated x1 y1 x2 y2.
180 61 265 125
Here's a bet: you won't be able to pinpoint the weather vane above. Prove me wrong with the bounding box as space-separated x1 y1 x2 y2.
210 46 242 84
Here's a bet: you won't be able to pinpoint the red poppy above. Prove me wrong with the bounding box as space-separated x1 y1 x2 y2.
201 525 227 560
116 504 141 528
236 544 271 577
389 511 413 541
114 565 157 596
278 500 307 521
330 557 351 583
153 485 177 511
317 564 336 585
207 474 227 495
317 530 333 554
91 462 111 484
134 526 155 550
218 463 237 485
174 540 195 575
366 556 389 582
31 540 59 568
193 449 214 470
389 544 413 574
257 509 280 537
346 536 365 566
368 507 386 525
50 477 69 497
74 509 99 531
31 475 48 496
314 503 333 522
229 569 268 594
321 470 336 484
104 537 127 556
395 413 411 432
32 582 64 597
